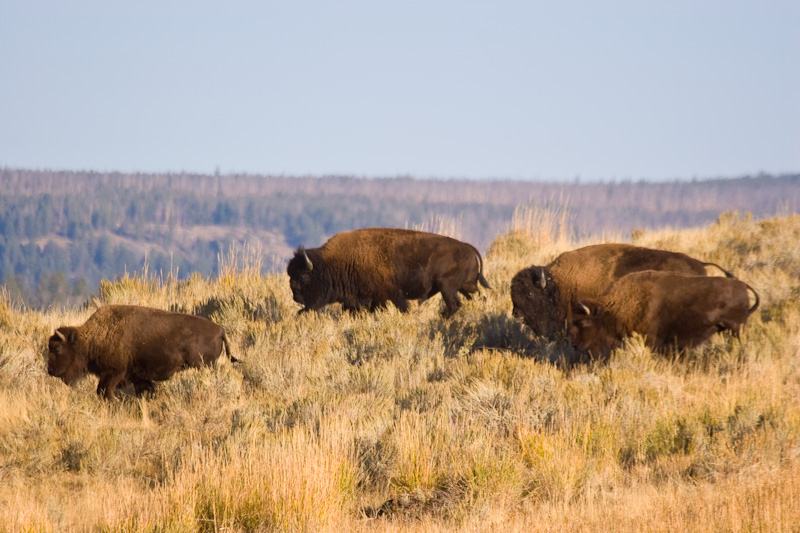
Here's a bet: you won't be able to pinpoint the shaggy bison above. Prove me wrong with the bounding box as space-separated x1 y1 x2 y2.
287 228 490 317
511 243 734 338
570 271 759 357
47 305 236 398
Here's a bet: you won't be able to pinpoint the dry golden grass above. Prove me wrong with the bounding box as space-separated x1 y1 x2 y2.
1 211 799 532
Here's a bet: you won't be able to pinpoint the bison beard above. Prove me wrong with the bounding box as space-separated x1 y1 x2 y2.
47 305 236 399
287 228 490 318
569 271 759 358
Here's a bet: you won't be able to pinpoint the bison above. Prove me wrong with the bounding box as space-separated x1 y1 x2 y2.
47 305 237 399
570 271 760 357
287 228 490 318
511 243 735 338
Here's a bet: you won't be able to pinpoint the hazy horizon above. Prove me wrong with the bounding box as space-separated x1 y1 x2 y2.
2 165 794 185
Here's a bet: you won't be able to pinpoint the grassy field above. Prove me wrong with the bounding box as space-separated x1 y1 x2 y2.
1 210 799 532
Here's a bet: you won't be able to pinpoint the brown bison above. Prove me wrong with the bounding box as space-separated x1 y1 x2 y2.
287 228 490 317
511 243 735 338
47 305 236 399
570 271 759 357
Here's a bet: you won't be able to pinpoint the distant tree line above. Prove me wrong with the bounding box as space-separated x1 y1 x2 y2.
1 168 797 309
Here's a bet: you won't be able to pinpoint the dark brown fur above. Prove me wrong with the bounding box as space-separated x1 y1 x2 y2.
47 305 236 399
511 243 732 338
570 271 759 358
287 228 490 318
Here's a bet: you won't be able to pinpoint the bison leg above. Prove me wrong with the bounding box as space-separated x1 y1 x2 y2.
390 292 410 313
458 278 480 300
440 290 461 318
132 377 156 396
716 319 743 339
96 371 127 399
343 302 371 314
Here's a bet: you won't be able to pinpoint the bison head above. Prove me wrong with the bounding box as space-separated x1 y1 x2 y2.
510 266 563 337
569 300 621 358
47 327 89 384
287 247 327 312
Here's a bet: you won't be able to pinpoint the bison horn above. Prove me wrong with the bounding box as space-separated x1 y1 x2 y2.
55 329 67 342
579 302 591 316
303 248 313 271
539 269 547 289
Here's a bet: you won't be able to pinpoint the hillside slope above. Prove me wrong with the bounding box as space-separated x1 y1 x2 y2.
0 212 798 531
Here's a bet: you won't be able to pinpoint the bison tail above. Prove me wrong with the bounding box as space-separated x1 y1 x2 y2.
221 332 240 363
744 283 760 315
475 253 492 289
703 262 736 279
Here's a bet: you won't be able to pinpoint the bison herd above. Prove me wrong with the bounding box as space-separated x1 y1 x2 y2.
509 243 758 357
47 228 759 398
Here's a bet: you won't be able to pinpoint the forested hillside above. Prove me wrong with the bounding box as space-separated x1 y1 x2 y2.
1 168 798 308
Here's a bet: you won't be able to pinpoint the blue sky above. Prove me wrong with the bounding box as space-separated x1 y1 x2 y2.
1 1 798 181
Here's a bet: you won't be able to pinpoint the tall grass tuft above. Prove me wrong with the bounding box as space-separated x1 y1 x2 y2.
508 202 574 250
411 214 463 240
